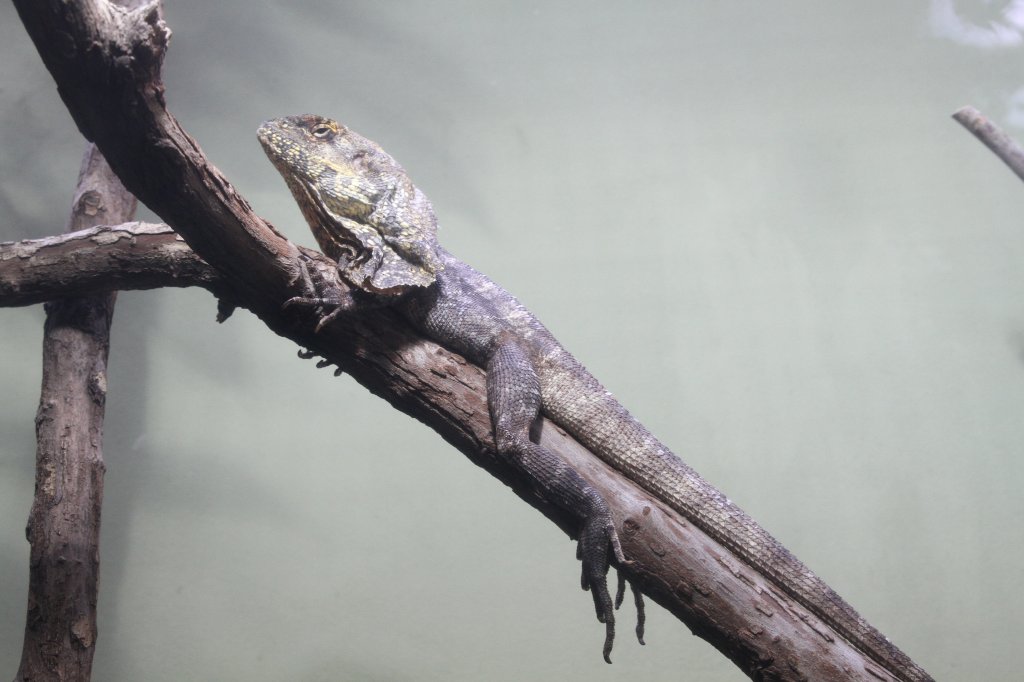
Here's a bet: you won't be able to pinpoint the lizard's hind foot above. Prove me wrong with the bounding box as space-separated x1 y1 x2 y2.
615 568 646 646
577 509 619 662
486 338 641 663
577 500 644 661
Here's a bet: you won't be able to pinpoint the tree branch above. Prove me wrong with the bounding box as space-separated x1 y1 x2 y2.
0 223 222 307
14 142 135 680
953 105 1024 182
6 1 921 679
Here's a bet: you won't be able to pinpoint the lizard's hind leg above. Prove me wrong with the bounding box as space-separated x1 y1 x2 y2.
486 338 623 662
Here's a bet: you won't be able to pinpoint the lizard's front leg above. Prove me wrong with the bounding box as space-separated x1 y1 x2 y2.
486 337 626 662
282 253 363 332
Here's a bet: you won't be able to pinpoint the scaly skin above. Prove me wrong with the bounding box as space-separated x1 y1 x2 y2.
258 114 933 681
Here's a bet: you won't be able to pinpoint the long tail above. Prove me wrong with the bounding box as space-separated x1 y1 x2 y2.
539 350 933 682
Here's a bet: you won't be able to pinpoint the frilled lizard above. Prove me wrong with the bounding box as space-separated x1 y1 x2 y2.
257 114 933 681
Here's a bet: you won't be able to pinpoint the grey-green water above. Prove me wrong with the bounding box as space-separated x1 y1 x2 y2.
2 2 1022 679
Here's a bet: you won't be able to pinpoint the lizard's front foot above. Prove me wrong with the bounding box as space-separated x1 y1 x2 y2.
283 294 350 332
284 256 356 332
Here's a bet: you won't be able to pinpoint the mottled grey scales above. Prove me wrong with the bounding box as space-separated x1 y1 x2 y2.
258 114 933 681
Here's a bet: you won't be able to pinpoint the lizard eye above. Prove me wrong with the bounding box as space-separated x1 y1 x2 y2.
311 123 335 140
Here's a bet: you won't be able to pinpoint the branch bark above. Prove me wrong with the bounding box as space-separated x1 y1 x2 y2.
0 223 222 307
953 105 1024 182
14 143 136 680
5 1 927 679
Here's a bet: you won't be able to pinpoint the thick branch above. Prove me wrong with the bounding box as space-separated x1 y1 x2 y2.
0 223 222 306
8 1 918 679
15 143 135 681
953 105 1024 182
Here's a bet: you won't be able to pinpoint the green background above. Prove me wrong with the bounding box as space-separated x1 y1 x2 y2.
2 2 1022 679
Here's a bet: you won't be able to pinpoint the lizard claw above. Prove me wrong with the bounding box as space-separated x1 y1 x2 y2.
284 295 343 332
617 570 646 646
283 257 356 331
577 511 645 661
577 510 621 663
313 304 347 332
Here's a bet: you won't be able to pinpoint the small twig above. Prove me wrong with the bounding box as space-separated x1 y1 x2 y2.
953 105 1024 183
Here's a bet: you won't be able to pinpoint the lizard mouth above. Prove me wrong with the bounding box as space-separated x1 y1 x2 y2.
256 120 282 153
256 121 272 144
257 121 299 176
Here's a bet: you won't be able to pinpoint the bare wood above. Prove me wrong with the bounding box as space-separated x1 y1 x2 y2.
6 1 925 679
14 144 137 681
0 223 222 307
953 105 1024 183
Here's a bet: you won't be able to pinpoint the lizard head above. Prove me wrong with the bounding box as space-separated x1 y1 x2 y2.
258 114 442 294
